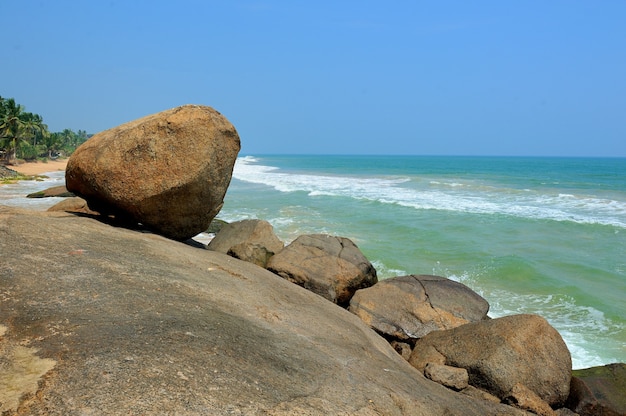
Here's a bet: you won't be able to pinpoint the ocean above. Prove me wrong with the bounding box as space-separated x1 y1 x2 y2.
1 155 624 369
223 155 625 370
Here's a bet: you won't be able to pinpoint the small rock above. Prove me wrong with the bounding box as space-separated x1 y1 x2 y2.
207 219 283 268
390 341 412 361
27 185 75 198
48 196 99 215
424 363 469 391
503 383 557 416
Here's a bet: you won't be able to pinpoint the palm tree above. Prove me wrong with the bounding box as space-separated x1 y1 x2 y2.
0 98 27 163
0 98 48 163
21 113 49 159
42 132 64 158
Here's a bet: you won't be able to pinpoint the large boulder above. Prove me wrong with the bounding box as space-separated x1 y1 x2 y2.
266 234 378 306
207 219 284 267
65 105 240 241
0 206 532 415
349 274 489 341
408 314 572 407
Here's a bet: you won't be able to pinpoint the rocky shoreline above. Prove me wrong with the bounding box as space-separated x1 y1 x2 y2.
2 105 624 415
2 205 624 415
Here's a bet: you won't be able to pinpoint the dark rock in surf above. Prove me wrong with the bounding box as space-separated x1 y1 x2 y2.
567 363 626 416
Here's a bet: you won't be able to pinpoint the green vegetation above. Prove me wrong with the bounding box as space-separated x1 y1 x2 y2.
0 96 89 164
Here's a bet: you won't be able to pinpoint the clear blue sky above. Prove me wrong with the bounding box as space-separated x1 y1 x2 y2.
3 1 625 156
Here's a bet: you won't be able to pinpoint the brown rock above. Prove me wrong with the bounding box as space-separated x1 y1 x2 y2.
408 344 446 371
554 408 579 415
461 385 502 404
266 234 377 306
349 274 489 341
504 383 557 416
0 206 529 415
409 314 572 407
424 363 469 391
47 196 99 215
65 104 240 241
207 219 284 267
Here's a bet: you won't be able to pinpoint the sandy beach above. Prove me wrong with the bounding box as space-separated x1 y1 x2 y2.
7 159 68 176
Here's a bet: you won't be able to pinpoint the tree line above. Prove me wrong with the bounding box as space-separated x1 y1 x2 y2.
0 96 90 164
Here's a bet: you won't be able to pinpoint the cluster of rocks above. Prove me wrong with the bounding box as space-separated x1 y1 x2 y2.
204 219 579 416
27 105 624 415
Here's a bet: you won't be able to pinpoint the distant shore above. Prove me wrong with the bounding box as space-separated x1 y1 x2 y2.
4 159 68 176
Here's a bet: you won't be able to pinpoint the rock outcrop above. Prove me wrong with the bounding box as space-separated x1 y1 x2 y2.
207 219 284 267
65 105 240 241
349 274 489 341
267 234 378 306
0 206 531 415
408 314 572 408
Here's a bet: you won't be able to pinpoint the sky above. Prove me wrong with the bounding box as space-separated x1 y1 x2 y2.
3 1 625 157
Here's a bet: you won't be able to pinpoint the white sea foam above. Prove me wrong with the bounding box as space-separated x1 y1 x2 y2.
370 260 407 279
233 157 626 229
0 171 66 210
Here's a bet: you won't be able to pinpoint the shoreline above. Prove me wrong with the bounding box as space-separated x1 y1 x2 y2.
2 158 68 177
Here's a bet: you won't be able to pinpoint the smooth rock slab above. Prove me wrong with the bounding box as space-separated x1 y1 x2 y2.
0 207 530 415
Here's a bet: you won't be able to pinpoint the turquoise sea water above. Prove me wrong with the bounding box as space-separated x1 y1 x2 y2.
1 156 624 369
222 155 625 369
